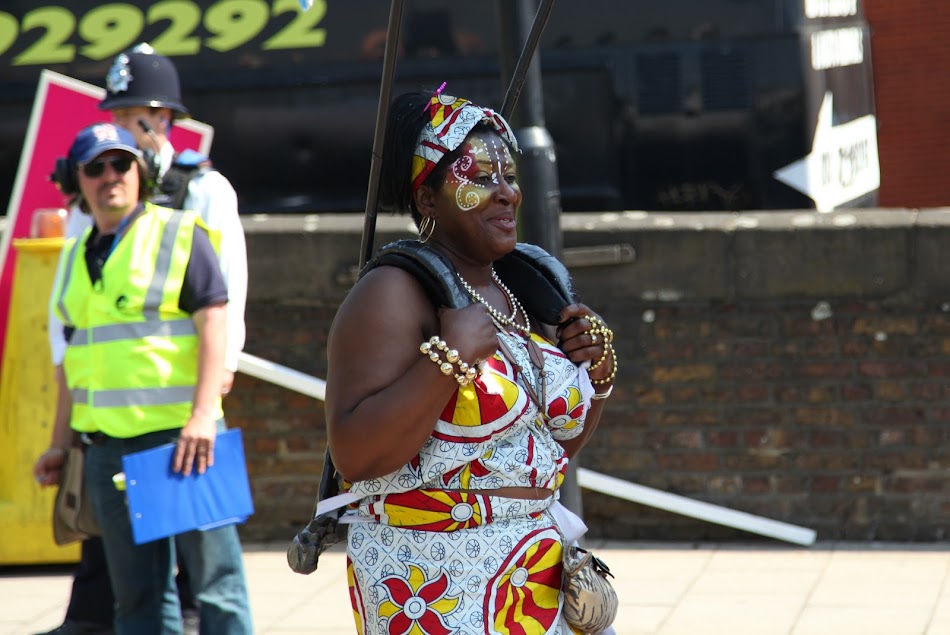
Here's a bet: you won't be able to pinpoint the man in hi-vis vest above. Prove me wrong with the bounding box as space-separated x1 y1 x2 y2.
34 123 253 634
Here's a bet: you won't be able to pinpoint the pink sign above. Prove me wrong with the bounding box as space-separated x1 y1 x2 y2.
0 70 213 373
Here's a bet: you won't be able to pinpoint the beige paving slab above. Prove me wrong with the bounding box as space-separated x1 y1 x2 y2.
927 618 950 635
689 568 821 596
2 542 949 635
792 606 932 635
657 593 805 635
933 597 950 620
704 546 833 571
807 549 948 610
249 548 352 634
0 570 73 635
614 605 672 635
615 577 695 605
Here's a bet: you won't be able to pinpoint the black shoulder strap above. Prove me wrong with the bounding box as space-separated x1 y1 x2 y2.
495 243 578 326
359 240 472 308
359 240 578 325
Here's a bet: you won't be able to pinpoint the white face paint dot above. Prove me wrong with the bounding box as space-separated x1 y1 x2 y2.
509 567 529 587
404 597 427 619
451 502 474 522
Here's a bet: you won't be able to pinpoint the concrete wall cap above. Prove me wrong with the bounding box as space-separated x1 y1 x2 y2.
235 209 946 236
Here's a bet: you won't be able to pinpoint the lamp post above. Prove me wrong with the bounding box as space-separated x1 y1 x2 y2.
496 0 583 519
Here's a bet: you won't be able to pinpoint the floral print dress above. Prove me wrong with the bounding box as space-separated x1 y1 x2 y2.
345 329 592 635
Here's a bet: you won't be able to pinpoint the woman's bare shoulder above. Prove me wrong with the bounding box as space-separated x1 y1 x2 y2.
334 264 436 334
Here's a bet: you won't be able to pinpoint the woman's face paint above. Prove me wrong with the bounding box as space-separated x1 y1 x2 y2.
443 134 521 212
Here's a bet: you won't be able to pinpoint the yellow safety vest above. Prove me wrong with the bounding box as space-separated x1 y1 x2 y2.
51 203 223 438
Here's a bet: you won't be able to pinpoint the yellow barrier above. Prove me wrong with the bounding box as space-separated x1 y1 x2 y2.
0 238 80 564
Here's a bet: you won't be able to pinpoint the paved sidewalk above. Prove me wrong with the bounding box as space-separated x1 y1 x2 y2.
1 541 948 635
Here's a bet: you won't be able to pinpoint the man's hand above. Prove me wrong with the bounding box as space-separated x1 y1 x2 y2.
33 446 68 487
173 414 217 476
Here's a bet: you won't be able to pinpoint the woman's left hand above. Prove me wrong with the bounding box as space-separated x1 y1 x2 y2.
556 303 616 386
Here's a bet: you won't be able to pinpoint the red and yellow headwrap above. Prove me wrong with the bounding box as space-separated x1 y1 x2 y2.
411 94 519 194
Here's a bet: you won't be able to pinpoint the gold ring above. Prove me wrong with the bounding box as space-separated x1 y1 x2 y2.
591 333 598 344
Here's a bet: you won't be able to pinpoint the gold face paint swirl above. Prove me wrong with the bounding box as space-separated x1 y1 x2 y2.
445 136 519 213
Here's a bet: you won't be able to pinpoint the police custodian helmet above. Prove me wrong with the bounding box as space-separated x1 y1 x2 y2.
99 43 190 119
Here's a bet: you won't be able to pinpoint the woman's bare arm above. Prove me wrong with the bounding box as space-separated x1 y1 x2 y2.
326 266 498 481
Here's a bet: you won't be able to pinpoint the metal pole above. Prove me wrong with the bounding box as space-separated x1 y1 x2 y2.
496 0 563 257
496 0 582 519
500 0 556 121
360 0 406 269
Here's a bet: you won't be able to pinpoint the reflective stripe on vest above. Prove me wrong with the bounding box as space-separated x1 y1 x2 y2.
71 385 195 407
55 236 84 327
70 318 195 345
144 210 184 318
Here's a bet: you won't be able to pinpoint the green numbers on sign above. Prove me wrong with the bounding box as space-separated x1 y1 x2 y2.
148 1 202 55
262 0 326 50
4 0 328 65
79 3 144 60
205 0 269 52
14 7 75 65
0 12 17 58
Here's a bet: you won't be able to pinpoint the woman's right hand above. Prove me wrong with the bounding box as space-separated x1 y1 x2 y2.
437 303 500 365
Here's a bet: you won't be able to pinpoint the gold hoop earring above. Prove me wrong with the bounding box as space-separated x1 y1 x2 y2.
419 216 436 243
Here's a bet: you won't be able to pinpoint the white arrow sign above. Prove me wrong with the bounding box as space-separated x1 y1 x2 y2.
774 91 880 212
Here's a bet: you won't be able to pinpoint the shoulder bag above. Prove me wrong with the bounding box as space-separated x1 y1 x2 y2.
53 446 101 545
562 545 618 633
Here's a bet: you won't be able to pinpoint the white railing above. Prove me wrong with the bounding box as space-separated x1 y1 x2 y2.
237 351 817 546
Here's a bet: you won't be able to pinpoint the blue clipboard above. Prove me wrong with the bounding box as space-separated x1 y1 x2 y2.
122 428 254 545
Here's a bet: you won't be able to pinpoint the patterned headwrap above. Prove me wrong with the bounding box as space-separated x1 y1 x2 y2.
411 94 519 194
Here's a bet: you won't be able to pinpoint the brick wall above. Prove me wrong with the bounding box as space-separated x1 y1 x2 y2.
234 211 950 543
864 0 950 206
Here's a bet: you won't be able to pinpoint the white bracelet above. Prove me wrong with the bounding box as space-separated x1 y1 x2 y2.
590 384 614 400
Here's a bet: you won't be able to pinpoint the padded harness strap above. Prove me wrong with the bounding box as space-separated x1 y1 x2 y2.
359 239 578 325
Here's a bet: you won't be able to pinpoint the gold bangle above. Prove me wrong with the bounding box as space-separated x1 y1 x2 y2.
420 336 479 386
591 384 614 400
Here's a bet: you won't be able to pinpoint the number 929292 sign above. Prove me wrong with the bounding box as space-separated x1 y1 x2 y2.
0 0 327 66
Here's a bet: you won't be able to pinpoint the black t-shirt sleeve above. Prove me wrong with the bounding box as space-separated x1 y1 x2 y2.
179 225 229 314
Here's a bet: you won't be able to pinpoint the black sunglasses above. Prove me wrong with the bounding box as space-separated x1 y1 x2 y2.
81 155 134 178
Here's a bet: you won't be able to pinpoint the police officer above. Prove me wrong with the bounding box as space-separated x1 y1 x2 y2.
100 42 247 394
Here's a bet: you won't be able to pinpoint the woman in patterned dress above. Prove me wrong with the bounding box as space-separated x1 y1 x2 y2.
325 90 617 635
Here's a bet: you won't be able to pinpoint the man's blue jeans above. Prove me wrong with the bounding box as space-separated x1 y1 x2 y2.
84 424 253 635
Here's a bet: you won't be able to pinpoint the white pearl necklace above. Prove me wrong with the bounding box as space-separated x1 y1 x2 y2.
457 269 532 336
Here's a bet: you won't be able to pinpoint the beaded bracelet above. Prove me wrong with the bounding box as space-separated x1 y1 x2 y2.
588 339 612 371
586 316 614 344
420 336 479 386
590 343 617 386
